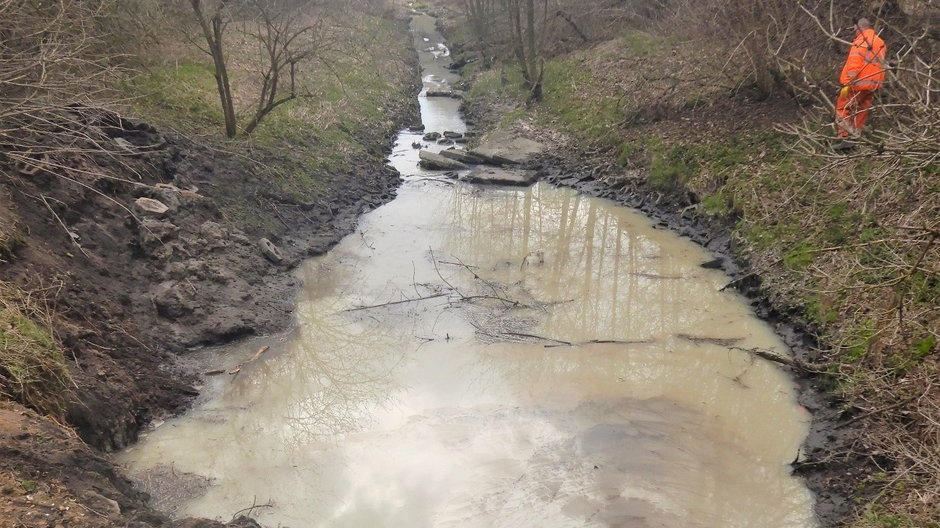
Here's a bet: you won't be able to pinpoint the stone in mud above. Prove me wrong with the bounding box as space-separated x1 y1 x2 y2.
469 131 544 166
134 197 169 217
418 150 469 171
138 218 178 257
152 281 194 319
411 142 422 149
258 237 285 264
150 183 184 211
460 166 538 186
443 131 462 139
454 137 469 144
439 149 485 165
437 138 454 146
700 257 724 269
199 221 230 251
423 131 441 141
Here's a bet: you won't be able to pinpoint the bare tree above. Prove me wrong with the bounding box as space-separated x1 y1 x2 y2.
241 0 328 135
187 0 332 137
459 0 499 67
503 0 549 99
189 0 238 137
0 0 137 175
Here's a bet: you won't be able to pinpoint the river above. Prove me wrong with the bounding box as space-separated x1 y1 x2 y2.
116 12 817 528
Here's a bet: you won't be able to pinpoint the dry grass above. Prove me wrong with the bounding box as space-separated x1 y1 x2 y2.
0 282 71 418
0 195 23 258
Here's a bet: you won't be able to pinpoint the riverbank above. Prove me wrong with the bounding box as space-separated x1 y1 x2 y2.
0 8 419 528
432 3 938 527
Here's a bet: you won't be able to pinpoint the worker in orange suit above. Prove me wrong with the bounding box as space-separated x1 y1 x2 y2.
834 18 886 149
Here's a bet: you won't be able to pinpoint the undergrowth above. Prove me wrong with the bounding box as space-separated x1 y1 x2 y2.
0 282 71 417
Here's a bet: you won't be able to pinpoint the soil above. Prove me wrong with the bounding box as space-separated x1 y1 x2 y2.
0 22 420 527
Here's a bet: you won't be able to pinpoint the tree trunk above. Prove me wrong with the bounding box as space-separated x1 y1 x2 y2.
191 0 237 137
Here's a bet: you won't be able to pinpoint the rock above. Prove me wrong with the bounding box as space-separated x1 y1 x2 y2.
138 218 178 257
199 221 229 250
454 137 469 144
469 131 545 166
439 149 485 165
230 229 251 245
258 237 284 264
460 166 538 186
425 90 462 98
418 150 469 171
411 142 422 149
113 137 136 154
700 257 724 269
443 131 463 139
82 490 121 517
133 197 169 217
152 281 194 319
150 183 183 211
423 131 441 141
437 138 454 146
408 124 426 132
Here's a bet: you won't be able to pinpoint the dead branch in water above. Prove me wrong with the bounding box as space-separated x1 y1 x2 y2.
343 293 449 312
677 334 744 347
729 346 826 374
230 495 274 521
228 345 270 380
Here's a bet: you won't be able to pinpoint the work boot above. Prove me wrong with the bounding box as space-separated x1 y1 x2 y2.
831 139 856 152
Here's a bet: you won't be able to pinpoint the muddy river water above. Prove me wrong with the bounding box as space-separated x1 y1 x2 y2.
117 13 817 528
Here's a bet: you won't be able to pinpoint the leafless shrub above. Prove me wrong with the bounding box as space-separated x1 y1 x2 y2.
186 0 344 136
778 3 940 172
0 0 139 176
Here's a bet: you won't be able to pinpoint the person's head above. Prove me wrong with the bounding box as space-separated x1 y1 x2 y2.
856 18 871 33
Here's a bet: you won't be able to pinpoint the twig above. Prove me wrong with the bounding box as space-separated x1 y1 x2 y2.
343 293 448 312
38 194 89 257
229 345 270 380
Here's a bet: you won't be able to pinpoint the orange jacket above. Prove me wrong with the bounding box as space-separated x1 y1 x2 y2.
840 28 886 90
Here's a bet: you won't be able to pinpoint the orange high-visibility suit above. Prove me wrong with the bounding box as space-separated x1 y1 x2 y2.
836 28 886 137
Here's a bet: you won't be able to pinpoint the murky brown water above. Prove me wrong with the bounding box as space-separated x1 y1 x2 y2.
116 13 817 528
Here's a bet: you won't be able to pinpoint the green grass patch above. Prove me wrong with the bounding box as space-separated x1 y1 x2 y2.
615 30 666 55
0 283 71 417
127 62 223 132
783 243 815 270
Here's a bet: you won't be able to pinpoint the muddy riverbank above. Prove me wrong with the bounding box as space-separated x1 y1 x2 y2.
0 13 420 528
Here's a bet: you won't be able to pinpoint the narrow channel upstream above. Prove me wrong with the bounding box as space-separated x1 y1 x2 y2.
117 13 817 528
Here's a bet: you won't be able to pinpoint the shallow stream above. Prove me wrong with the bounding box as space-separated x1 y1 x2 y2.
117 13 817 528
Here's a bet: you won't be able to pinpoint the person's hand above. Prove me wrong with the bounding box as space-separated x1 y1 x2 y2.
839 85 851 98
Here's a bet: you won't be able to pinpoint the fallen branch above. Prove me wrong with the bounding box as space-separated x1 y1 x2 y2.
229 345 270 380
343 293 448 312
729 346 826 373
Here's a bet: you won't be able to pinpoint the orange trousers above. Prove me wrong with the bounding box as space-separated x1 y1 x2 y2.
835 88 875 137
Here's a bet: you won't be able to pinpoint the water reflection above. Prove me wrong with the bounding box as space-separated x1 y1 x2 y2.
118 182 815 527
115 11 815 528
